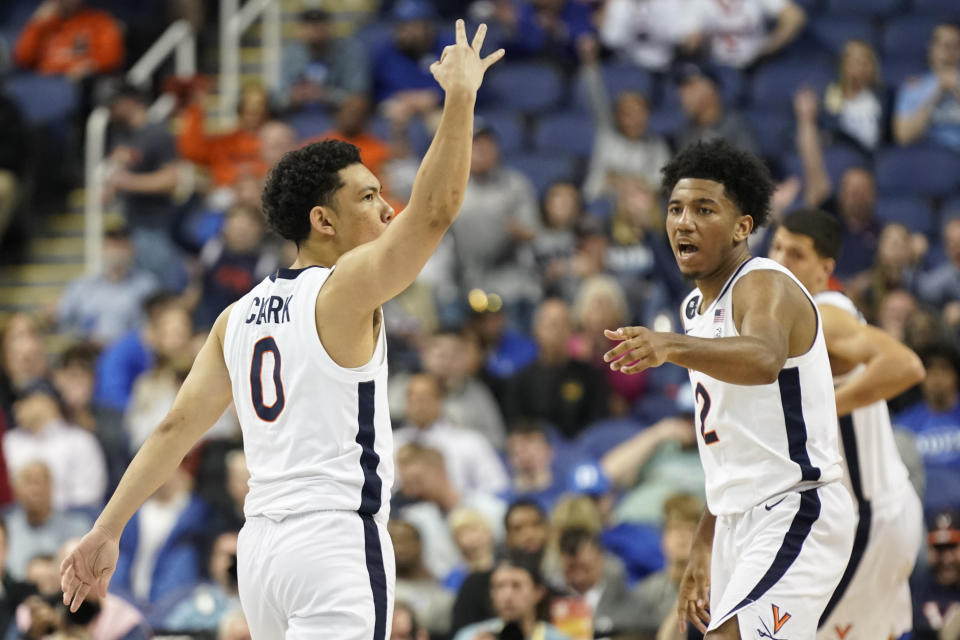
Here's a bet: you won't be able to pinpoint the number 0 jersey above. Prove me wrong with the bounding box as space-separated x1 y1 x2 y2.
223 266 393 522
680 257 843 516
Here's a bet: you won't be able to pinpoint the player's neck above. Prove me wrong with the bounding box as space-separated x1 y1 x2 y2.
695 246 751 310
290 240 338 270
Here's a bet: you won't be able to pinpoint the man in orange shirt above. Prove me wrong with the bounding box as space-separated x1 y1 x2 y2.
308 94 392 179
14 0 124 80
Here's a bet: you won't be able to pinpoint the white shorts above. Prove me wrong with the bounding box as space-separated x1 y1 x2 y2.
817 487 923 640
237 510 395 640
709 482 856 639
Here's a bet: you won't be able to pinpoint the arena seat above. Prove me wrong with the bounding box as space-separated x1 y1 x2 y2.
533 111 596 158
875 196 936 236
485 62 564 114
474 109 526 153
809 16 878 55
749 59 833 108
876 146 960 198
4 73 78 125
571 62 656 113
883 16 939 59
826 0 904 17
286 109 333 141
505 151 579 194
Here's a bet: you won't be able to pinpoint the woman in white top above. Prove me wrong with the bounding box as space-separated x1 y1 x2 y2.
824 39 885 151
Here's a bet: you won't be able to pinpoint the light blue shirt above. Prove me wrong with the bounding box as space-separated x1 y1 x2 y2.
895 72 960 151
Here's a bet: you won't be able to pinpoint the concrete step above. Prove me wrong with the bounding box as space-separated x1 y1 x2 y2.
46 212 85 236
28 237 85 262
0 263 85 286
0 284 63 307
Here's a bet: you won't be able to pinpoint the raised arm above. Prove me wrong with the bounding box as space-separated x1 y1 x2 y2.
794 88 831 207
321 21 504 316
756 1 806 61
893 74 955 146
820 303 925 416
603 270 811 385
60 305 235 611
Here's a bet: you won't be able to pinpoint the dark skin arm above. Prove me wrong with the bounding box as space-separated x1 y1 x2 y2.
604 269 817 385
677 508 715 634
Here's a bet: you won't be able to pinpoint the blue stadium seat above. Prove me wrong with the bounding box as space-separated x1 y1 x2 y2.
533 111 596 158
571 62 656 112
475 109 526 153
794 0 823 12
744 108 792 159
365 115 432 156
647 107 684 138
939 195 960 219
911 0 960 19
4 73 77 125
875 146 960 198
826 0 903 17
749 59 833 108
809 16 878 55
575 418 644 460
505 151 579 194
883 16 939 58
286 109 333 141
875 196 936 235
354 20 393 54
883 55 927 87
784 144 870 185
486 62 564 114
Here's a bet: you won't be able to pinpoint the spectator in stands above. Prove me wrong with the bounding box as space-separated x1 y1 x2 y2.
0 520 35 637
389 519 455 638
307 94 393 179
56 219 159 346
794 89 879 279
0 88 26 249
206 448 248 534
505 419 564 511
392 600 429 640
452 123 542 322
912 508 960 640
698 0 806 69
824 40 885 151
218 608 251 640
4 379 106 510
895 345 960 513
0 316 49 414
505 299 609 440
579 42 671 202
104 83 184 291
598 0 704 71
448 508 496 587
394 373 509 495
633 493 702 637
51 343 97 432
551 527 652 638
676 62 758 156
4 461 90 579
374 1 445 126
466 306 538 405
190 202 277 330
876 288 919 342
853 222 924 320
918 216 960 316
533 181 581 299
894 22 960 151
497 0 596 68
274 7 370 113
13 0 123 80
155 530 241 633
454 552 569 640
112 465 210 605
396 444 507 582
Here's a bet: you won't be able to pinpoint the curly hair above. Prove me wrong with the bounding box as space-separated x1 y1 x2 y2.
660 139 775 233
261 139 362 243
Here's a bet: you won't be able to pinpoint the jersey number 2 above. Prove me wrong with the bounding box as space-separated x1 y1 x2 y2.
695 382 719 444
250 337 285 421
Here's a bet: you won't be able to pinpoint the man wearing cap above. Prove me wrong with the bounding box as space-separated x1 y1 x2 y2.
912 509 960 640
676 62 758 156
274 6 370 112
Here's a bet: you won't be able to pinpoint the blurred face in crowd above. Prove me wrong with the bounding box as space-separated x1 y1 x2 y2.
258 121 297 169
3 334 47 387
14 462 53 524
388 520 423 574
508 431 553 479
876 289 917 341
490 565 543 624
931 541 960 587
223 205 266 254
579 285 626 336
532 0 565 14
391 605 426 640
25 557 60 597
533 299 572 360
561 539 604 594
405 374 442 429
53 361 94 414
13 392 61 433
151 306 193 359
225 450 250 510
543 182 581 230
877 223 913 271
394 19 434 57
617 177 659 230
453 519 493 564
210 532 239 591
838 168 876 232
662 517 697 566
421 333 461 382
102 235 135 279
238 86 269 131
930 24 960 72
923 356 959 411
470 132 500 177
679 76 719 121
335 94 373 138
505 505 548 554
840 41 878 91
299 16 332 48
614 92 649 140
945 219 960 268
768 226 833 294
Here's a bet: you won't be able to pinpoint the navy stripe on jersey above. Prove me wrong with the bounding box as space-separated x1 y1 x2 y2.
361 513 388 640
819 416 872 628
778 367 822 482
355 381 382 515
721 488 822 621
713 257 756 304
270 265 326 281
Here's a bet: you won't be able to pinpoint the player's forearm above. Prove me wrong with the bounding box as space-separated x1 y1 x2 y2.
834 351 925 416
404 88 476 225
692 507 715 554
665 334 785 385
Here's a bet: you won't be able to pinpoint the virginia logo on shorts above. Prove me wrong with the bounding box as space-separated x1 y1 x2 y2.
834 624 852 639
756 604 792 639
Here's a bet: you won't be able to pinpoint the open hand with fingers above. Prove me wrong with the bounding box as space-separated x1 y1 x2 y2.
60 526 119 613
603 326 672 375
677 545 712 634
429 20 505 95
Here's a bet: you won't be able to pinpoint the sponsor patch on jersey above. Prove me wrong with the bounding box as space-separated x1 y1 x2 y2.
685 295 700 319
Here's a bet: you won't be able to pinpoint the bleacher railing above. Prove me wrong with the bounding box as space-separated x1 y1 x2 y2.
219 0 282 127
84 19 196 275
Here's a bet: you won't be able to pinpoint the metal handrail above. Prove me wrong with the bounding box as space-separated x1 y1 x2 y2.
219 0 282 127
83 19 196 274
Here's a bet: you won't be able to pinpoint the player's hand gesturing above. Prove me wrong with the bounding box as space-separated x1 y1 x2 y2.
603 326 671 374
677 547 712 634
60 526 119 613
429 19 505 94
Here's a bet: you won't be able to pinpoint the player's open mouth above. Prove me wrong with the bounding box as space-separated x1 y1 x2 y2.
677 242 699 257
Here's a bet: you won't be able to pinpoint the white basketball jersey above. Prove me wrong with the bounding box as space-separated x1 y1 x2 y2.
680 257 843 516
223 266 393 522
815 290 911 511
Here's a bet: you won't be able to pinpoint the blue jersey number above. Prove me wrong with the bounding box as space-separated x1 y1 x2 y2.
250 337 285 421
695 382 719 444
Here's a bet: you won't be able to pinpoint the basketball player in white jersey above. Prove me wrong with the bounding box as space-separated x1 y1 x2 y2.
768 208 925 640
603 140 855 640
59 20 504 639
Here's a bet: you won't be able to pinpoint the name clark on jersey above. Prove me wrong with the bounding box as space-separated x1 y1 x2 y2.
244 295 293 325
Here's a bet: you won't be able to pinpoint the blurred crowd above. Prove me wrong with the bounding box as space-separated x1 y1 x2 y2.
0 0 959 638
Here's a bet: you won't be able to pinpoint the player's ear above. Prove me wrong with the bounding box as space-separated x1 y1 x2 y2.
309 205 336 237
733 213 753 242
821 257 836 280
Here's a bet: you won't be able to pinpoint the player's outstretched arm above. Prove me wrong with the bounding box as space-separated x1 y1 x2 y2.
603 270 805 385
60 306 234 612
820 304 925 416
322 20 504 315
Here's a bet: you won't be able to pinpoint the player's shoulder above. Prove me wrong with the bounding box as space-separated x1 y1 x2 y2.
731 258 805 299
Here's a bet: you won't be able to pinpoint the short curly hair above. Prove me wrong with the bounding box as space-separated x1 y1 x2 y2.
261 139 362 243
660 139 775 233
